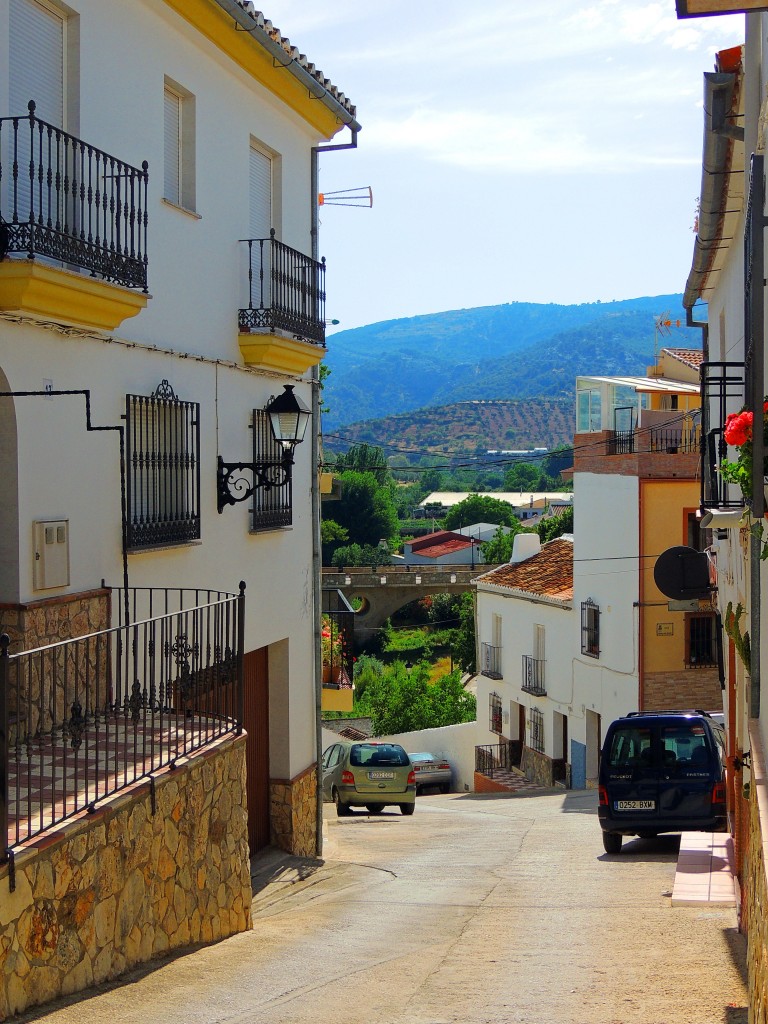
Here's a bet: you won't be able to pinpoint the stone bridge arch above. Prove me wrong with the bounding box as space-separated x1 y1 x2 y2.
322 565 501 648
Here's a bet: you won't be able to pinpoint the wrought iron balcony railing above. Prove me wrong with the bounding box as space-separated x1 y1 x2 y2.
0 585 244 855
701 361 747 509
239 230 326 344
521 655 546 696
480 642 502 679
0 101 149 290
607 425 700 456
321 588 355 687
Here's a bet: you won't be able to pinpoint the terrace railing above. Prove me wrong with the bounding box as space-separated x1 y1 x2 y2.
480 642 502 680
475 740 522 777
0 584 244 856
0 101 149 290
239 230 326 343
521 655 546 696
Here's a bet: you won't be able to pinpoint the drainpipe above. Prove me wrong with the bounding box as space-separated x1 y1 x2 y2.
310 128 359 857
747 154 764 721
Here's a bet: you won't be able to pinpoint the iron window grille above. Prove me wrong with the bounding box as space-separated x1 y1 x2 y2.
685 613 717 669
529 707 544 754
489 691 503 734
126 381 200 549
251 408 292 530
581 600 600 658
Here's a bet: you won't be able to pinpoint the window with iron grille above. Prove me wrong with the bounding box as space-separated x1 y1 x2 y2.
685 613 717 669
489 692 502 734
251 408 292 530
581 600 600 658
529 707 544 753
126 381 200 549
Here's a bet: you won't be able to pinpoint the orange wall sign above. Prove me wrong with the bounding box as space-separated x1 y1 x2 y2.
676 0 767 15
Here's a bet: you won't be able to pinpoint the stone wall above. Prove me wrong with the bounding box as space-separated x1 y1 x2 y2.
747 723 768 1024
0 734 252 1019
0 589 110 742
643 668 722 712
270 762 317 857
520 746 554 787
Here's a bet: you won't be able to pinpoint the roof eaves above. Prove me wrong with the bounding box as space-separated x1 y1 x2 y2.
212 0 361 132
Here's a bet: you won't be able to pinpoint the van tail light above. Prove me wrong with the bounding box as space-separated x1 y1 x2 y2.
712 781 726 806
407 770 416 785
341 770 354 785
598 785 609 807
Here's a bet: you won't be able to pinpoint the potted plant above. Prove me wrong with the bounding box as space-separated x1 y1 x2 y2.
321 614 344 684
720 399 768 510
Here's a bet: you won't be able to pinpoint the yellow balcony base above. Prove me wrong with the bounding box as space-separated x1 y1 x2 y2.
0 259 148 331
238 331 326 375
321 686 354 713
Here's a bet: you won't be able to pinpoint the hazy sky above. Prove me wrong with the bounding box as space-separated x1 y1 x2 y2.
262 1 744 332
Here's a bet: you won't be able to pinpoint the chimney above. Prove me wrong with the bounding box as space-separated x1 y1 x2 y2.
509 534 541 564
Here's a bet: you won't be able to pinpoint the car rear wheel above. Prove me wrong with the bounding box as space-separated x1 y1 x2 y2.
602 831 622 854
400 803 415 816
439 782 450 794
366 804 384 814
334 790 351 817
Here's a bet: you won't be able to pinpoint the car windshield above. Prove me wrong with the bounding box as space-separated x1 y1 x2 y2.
350 744 409 767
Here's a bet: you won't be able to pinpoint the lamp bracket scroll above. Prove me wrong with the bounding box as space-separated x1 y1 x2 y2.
216 455 290 513
216 384 311 515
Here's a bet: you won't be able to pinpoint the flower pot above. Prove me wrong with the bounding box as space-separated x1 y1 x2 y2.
322 662 331 684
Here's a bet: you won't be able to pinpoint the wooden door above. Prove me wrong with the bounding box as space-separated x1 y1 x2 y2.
242 647 270 854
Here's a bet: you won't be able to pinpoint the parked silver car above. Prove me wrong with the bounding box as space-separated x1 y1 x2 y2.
409 752 452 794
321 741 416 816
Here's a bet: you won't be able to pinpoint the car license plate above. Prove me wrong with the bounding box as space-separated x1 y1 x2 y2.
369 771 394 780
615 800 655 811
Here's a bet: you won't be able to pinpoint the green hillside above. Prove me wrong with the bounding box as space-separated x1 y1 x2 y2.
322 295 697 430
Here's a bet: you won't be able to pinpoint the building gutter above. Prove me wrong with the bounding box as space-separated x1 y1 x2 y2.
211 0 362 135
683 70 743 310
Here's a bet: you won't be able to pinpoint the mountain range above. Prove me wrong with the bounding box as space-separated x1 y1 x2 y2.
322 295 700 442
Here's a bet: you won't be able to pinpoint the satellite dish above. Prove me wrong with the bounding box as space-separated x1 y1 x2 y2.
653 546 711 601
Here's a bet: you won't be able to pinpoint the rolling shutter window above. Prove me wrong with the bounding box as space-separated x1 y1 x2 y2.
164 87 182 205
249 146 272 240
9 0 65 127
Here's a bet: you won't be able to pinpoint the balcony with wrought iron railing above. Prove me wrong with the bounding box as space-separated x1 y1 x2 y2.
521 655 546 696
480 642 502 680
0 585 244 856
238 231 326 374
701 361 749 510
0 102 149 329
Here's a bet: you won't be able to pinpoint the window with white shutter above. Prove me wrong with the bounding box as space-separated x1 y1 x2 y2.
163 80 195 211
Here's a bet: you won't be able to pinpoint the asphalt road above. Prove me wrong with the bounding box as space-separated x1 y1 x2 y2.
22 789 747 1024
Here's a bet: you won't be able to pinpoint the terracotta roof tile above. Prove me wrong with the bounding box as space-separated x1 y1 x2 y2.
663 348 704 369
477 538 573 602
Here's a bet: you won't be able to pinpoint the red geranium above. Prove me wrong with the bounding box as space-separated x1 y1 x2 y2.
724 410 753 448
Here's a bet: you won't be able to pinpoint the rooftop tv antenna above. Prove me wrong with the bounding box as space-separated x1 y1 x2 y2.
318 186 373 208
653 311 682 374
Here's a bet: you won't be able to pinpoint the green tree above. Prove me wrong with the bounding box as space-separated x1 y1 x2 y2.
331 470 400 548
331 542 385 568
503 462 541 491
355 661 476 734
452 592 477 674
443 494 517 531
334 443 390 485
538 505 574 542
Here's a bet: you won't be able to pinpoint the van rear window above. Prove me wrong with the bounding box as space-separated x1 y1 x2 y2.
607 727 652 768
661 726 709 766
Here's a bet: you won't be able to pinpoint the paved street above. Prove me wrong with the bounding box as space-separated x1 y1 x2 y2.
22 790 747 1024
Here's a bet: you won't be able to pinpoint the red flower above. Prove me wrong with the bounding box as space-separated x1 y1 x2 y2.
724 410 753 448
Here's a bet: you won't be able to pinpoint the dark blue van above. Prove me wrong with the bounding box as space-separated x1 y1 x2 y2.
598 710 727 854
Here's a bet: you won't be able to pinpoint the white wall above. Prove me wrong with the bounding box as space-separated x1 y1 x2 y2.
321 722 480 794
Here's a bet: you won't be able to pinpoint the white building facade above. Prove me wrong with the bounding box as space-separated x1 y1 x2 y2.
0 0 360 859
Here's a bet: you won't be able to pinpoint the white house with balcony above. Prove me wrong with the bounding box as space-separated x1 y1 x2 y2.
0 0 359 1013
